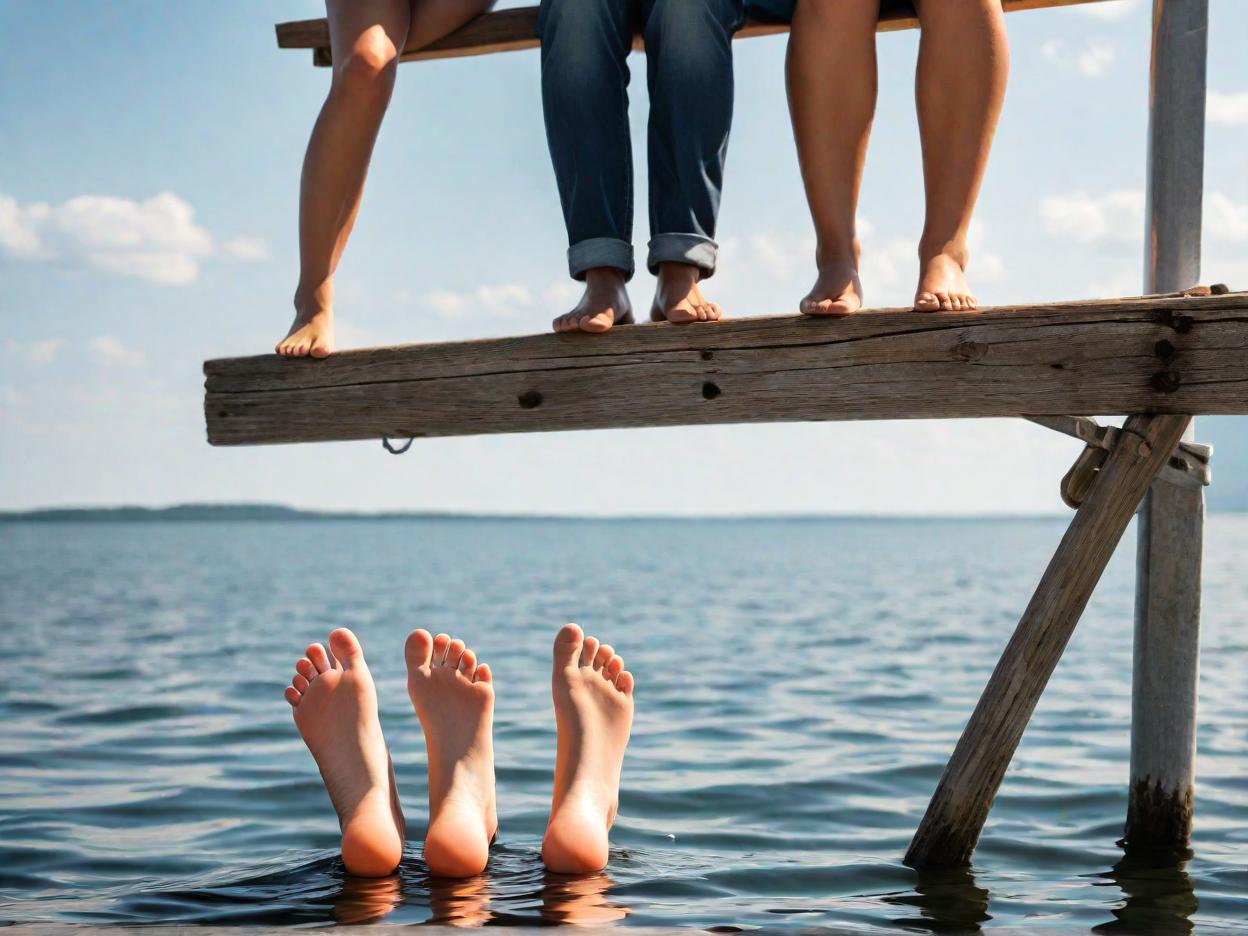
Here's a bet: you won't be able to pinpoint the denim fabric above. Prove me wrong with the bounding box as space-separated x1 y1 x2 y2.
539 0 745 281
746 0 794 23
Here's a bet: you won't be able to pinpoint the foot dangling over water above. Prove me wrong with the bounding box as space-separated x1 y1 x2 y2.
286 628 405 877
277 281 335 358
914 245 978 313
543 623 635 874
405 629 498 878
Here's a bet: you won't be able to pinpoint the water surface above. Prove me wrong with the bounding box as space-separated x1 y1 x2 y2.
1 518 1245 931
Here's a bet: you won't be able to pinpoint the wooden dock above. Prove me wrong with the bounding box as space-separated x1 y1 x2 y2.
205 292 1248 447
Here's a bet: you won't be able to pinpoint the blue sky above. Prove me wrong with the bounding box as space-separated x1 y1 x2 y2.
2 0 1246 515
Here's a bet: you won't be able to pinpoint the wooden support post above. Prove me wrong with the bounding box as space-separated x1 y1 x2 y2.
1125 0 1209 851
906 414 1192 868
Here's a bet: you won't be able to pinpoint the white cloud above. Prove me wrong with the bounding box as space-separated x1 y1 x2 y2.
1075 0 1141 21
422 283 535 320
1041 38 1116 78
1040 189 1144 246
1208 90 1248 127
221 236 270 262
1207 194 1248 242
0 192 267 285
88 336 146 368
1 337 64 365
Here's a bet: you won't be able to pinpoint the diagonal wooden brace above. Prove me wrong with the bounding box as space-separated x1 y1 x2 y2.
905 413 1193 868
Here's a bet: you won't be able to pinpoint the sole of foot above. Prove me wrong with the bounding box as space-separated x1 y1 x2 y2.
915 251 977 313
800 261 864 317
650 263 720 324
405 629 498 878
542 623 635 874
554 270 635 334
286 628 404 878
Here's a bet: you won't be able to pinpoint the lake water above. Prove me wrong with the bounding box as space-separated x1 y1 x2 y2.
1 518 1245 931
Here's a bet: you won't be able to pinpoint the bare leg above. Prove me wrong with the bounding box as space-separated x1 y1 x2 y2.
278 0 494 357
913 0 1008 313
786 0 878 317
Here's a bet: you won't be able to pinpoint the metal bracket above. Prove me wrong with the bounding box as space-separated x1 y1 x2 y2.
1026 415 1211 509
382 436 414 455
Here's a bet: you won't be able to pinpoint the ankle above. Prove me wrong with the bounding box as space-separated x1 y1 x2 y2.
294 279 333 316
655 262 701 288
918 237 969 269
583 267 628 291
815 237 861 271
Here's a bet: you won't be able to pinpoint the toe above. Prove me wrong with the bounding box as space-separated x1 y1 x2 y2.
295 658 316 681
580 312 613 334
579 636 600 668
938 293 954 312
285 686 302 706
457 648 477 679
328 627 364 670
593 643 613 671
915 292 940 313
431 633 451 666
707 303 722 321
404 629 434 670
614 671 635 695
604 655 624 680
444 638 466 669
474 663 493 684
553 623 584 668
310 339 331 359
307 642 331 674
292 673 310 694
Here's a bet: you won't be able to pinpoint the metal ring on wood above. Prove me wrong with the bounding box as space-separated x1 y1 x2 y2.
382 436 414 455
1061 444 1109 510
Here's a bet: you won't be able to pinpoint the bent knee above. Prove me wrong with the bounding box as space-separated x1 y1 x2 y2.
334 27 399 98
645 0 743 41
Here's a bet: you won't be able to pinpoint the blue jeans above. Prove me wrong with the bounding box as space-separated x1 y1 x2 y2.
539 0 745 281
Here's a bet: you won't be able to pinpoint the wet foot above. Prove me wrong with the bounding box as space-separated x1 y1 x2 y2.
650 262 720 324
542 623 635 874
405 630 498 878
553 268 634 334
286 628 404 877
278 281 335 357
800 255 864 317
915 247 977 313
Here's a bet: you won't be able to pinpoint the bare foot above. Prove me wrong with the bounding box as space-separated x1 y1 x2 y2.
915 247 978 313
278 281 335 358
542 623 635 874
405 629 498 878
800 255 864 317
650 262 721 324
553 268 634 334
285 628 404 878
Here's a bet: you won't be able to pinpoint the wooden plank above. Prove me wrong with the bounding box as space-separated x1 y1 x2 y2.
904 413 1194 868
275 0 1120 66
203 293 1248 447
1126 0 1210 853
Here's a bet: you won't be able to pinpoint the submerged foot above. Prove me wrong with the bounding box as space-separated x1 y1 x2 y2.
543 623 635 874
278 281 335 358
800 256 864 317
650 262 720 324
405 630 498 878
915 248 977 313
553 268 634 334
286 628 404 877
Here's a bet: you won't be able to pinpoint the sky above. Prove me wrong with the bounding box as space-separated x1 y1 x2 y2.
2 0 1246 516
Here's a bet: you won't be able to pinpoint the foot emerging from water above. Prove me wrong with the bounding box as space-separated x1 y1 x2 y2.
286 628 404 877
915 246 977 313
650 262 720 324
405 630 498 878
543 624 635 874
800 253 864 317
278 281 335 358
553 268 634 334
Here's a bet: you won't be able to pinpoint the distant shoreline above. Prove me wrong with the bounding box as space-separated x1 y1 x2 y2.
0 504 1102 524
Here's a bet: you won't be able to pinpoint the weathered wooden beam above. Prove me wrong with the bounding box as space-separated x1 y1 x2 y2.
905 413 1193 869
275 0 1120 67
1126 0 1210 853
203 293 1248 447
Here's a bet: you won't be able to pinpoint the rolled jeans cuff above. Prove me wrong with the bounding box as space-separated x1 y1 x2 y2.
568 237 635 281
647 234 719 278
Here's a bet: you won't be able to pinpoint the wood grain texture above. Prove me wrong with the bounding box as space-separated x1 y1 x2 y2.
203 293 1248 447
904 413 1193 868
275 0 1119 65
